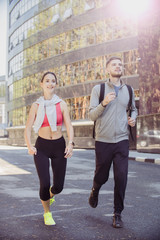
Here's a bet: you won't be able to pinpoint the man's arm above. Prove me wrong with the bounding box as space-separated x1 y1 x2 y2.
89 85 116 121
89 85 106 122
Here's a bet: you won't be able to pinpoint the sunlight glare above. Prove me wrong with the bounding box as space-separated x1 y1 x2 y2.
118 0 151 18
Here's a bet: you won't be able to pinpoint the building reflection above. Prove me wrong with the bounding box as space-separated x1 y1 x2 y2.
6 0 160 152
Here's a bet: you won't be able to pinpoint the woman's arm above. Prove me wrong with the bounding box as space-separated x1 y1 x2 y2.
61 101 74 158
24 103 37 155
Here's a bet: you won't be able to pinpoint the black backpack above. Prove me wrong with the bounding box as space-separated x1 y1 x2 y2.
92 83 134 140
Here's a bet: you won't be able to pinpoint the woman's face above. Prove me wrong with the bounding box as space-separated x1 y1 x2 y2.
40 73 57 94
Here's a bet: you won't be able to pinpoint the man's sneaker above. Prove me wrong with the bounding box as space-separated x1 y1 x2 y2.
89 188 99 208
112 213 123 228
43 212 56 226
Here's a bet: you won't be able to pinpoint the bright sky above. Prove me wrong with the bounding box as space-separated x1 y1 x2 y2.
0 0 7 76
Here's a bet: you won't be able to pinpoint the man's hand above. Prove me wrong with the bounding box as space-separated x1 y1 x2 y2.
128 117 136 127
102 92 116 106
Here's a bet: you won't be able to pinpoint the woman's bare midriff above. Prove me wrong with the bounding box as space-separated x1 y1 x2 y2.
38 126 63 140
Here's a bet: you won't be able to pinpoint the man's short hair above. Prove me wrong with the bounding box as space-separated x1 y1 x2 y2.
106 56 122 67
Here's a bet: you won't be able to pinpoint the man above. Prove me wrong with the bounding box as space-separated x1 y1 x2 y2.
88 56 137 228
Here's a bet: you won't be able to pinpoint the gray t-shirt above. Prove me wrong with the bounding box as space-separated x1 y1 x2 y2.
113 85 121 97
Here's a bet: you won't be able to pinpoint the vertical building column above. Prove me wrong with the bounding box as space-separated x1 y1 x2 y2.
138 1 160 115
137 0 160 152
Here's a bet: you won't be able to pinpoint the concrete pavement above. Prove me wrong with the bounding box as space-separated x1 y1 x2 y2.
0 146 160 240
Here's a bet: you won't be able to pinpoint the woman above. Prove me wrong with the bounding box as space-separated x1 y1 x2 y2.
24 72 74 226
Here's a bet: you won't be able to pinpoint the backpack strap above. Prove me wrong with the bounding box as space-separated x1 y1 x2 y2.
99 83 105 103
126 84 134 141
126 84 132 114
93 83 105 138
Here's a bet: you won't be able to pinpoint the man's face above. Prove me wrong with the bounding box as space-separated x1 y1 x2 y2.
107 59 123 78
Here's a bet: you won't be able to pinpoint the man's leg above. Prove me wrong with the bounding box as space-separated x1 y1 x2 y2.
112 140 129 228
89 141 113 208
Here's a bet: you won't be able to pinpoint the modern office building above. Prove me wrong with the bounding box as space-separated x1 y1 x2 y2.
0 75 7 137
0 76 6 124
136 0 160 153
6 0 160 152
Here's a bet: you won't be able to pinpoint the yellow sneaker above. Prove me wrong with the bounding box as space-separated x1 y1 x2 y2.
50 196 55 205
43 212 56 226
49 186 55 206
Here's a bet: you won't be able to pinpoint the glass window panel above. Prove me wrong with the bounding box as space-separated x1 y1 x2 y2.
72 62 80 84
50 4 60 25
95 21 105 44
34 15 39 33
38 12 44 31
9 85 13 101
48 38 54 57
42 39 48 59
79 60 86 83
86 24 95 45
95 0 103 8
70 98 75 119
72 0 80 16
71 29 79 50
66 31 72 51
61 0 72 21
113 26 123 39
34 45 39 63
63 67 69 87
12 110 16 126
59 33 66 54
66 64 73 85
53 36 59 55
79 27 86 48
38 42 43 61
124 63 136 76
59 66 66 86
59 1 66 20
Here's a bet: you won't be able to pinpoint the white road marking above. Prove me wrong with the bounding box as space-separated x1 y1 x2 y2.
0 158 31 176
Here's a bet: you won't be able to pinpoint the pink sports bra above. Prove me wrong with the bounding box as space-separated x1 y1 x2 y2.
41 102 63 128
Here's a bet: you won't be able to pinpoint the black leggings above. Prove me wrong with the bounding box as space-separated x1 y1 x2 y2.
34 136 67 201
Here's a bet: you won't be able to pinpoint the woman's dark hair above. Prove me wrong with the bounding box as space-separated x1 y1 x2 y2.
41 71 57 84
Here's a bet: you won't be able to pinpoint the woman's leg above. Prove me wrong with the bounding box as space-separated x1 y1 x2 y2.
34 150 56 225
50 156 67 195
34 149 50 202
41 199 50 213
50 137 67 196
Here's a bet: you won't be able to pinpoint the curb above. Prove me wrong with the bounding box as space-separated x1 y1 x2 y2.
129 157 160 165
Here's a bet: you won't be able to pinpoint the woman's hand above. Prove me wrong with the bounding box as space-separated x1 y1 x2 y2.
64 144 73 158
28 146 37 155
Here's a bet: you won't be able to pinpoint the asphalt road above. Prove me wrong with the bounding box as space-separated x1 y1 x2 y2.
0 146 160 240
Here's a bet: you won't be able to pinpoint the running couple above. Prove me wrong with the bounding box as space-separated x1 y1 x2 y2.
25 56 137 228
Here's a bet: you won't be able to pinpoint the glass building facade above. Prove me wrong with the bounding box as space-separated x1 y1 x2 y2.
0 75 6 137
7 0 142 148
136 2 160 153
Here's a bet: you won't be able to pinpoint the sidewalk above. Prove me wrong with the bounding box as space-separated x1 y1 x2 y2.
0 145 159 164
129 150 160 164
